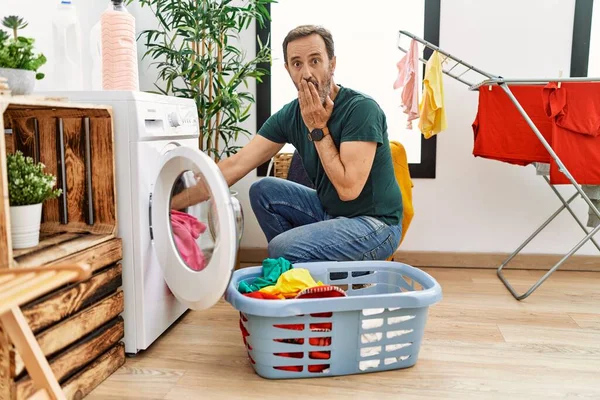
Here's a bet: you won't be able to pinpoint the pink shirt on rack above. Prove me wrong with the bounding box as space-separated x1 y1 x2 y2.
394 39 419 129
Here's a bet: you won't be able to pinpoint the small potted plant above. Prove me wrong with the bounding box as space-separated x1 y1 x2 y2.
7 151 61 249
0 16 46 95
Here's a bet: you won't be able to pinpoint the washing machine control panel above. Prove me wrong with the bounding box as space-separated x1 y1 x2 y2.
167 111 182 127
141 100 200 139
166 106 198 131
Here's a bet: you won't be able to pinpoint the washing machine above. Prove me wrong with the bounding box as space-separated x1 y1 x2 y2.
41 91 243 354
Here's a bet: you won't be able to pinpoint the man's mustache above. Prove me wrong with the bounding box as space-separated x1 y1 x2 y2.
302 79 319 88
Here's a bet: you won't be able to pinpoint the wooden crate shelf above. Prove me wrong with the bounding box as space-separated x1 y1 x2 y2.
0 96 125 399
12 232 121 269
1 96 118 268
14 318 124 399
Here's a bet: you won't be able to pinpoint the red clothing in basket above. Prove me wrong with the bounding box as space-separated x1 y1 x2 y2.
240 285 347 373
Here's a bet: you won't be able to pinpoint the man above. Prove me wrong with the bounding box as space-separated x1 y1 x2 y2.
173 25 403 263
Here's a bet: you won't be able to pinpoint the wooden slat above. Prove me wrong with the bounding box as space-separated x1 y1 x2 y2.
22 263 122 334
0 265 91 317
39 221 115 236
0 100 12 270
0 101 11 400
0 328 10 400
11 118 36 161
6 109 110 120
28 388 51 400
0 271 56 298
14 234 113 268
61 119 86 225
15 318 124 399
3 134 13 154
0 273 15 285
11 234 79 259
3 115 11 130
0 308 65 400
394 250 600 272
12 290 123 377
237 248 600 273
62 343 124 400
89 118 116 233
44 238 122 273
37 118 59 224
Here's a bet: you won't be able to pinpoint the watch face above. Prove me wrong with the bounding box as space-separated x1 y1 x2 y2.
310 128 324 141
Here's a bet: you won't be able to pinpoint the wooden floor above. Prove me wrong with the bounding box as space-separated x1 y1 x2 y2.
87 267 600 400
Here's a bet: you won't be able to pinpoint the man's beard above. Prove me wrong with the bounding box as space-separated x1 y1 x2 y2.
301 70 332 105
316 75 332 104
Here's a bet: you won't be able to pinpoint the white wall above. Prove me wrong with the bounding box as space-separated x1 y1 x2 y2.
269 0 425 163
240 0 596 256
5 0 595 256
1 0 111 91
240 0 597 256
403 0 591 255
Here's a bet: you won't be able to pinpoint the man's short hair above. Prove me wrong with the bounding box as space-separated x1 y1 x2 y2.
283 25 335 64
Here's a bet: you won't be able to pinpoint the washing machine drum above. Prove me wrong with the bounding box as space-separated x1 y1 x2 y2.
150 146 243 311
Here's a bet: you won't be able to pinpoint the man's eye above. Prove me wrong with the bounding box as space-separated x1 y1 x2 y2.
294 62 301 67
312 59 320 64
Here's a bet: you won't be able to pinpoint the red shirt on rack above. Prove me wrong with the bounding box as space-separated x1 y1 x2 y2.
542 82 600 185
472 85 554 166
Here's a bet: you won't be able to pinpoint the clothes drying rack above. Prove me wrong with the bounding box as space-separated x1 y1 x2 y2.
397 30 600 300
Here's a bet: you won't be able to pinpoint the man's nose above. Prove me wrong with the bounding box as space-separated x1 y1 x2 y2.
301 65 312 81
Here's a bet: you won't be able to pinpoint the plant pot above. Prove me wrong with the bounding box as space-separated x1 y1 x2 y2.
9 203 42 249
0 67 36 95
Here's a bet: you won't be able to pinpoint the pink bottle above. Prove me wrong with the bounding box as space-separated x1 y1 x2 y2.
100 0 139 91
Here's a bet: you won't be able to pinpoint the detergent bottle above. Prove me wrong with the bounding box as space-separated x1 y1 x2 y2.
52 0 83 90
100 0 139 91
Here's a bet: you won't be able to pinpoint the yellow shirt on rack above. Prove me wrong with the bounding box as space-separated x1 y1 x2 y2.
418 51 447 138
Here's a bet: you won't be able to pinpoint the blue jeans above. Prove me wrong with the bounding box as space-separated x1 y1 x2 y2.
249 177 402 263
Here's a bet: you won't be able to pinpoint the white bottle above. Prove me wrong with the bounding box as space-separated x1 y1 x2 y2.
52 0 83 91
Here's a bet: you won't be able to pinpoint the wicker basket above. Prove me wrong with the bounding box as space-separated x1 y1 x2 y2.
273 152 293 179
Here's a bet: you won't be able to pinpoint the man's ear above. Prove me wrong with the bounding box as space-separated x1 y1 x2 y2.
330 56 336 74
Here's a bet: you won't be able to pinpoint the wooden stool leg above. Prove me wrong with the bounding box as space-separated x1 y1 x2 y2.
0 307 65 400
29 389 52 400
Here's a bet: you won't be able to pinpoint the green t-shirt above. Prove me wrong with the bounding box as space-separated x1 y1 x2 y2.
258 85 402 226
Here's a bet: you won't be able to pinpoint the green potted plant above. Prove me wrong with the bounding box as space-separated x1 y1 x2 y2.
132 0 273 161
0 15 47 95
7 151 61 249
132 0 273 245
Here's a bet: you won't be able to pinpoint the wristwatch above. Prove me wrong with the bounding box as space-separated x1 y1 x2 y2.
308 127 327 141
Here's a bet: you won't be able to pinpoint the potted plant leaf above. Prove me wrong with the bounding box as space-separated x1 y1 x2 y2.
7 151 61 249
132 0 273 162
0 16 47 95
132 0 273 244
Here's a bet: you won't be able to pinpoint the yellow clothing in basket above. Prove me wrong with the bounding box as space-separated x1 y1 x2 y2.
418 50 447 138
259 269 323 299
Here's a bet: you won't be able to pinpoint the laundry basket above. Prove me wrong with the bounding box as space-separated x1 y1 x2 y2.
225 260 442 379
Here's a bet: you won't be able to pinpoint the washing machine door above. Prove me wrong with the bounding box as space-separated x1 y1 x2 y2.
150 146 237 310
